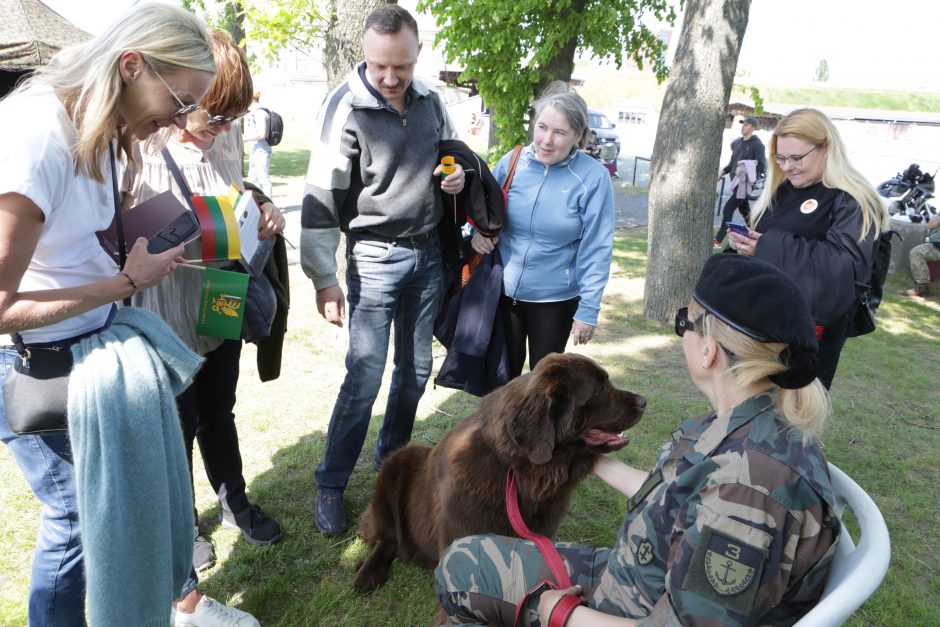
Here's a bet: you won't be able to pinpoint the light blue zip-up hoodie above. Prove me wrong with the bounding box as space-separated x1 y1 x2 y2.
493 144 615 326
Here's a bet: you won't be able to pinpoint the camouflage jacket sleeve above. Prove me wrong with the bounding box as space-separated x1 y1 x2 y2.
593 398 840 626
646 476 839 626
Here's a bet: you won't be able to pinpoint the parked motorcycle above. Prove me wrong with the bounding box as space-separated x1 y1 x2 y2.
877 163 937 222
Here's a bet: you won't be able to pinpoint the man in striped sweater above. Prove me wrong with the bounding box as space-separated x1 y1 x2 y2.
300 4 465 535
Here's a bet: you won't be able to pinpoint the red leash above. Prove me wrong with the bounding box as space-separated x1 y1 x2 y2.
506 467 586 626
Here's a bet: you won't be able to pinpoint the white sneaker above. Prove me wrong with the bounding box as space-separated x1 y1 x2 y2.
172 596 260 627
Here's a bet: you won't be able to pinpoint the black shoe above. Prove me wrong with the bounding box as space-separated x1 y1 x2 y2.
193 530 215 571
221 503 283 545
315 490 346 536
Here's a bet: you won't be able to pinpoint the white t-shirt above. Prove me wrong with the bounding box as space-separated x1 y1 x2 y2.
0 85 118 343
245 104 270 153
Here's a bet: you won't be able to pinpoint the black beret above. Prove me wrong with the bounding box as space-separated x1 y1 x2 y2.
693 254 819 388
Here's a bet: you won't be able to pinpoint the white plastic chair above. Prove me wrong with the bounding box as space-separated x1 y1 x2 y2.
793 463 891 627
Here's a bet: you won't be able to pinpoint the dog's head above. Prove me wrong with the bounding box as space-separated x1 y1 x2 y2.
482 353 646 466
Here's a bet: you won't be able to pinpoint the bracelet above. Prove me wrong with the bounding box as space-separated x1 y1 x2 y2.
119 271 138 293
548 593 587 627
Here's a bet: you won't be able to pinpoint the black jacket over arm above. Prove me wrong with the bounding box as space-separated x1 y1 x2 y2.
437 139 505 268
754 183 875 326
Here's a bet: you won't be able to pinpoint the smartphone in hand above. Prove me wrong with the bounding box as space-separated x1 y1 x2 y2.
726 222 752 237
148 211 199 254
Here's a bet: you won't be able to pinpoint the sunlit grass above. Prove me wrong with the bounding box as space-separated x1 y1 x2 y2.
0 229 937 625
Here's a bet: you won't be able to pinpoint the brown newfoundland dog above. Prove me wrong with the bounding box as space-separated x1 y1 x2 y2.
352 352 646 592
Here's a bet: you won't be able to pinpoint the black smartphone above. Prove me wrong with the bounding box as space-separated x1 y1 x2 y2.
147 211 199 254
725 222 751 237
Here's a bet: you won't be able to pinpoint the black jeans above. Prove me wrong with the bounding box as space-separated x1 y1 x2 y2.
714 195 752 243
501 294 579 379
176 339 249 516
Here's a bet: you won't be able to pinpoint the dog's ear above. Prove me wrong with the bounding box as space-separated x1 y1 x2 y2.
545 378 577 437
508 368 578 465
504 383 558 465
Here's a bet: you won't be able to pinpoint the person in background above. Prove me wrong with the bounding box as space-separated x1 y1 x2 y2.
584 129 600 158
124 28 286 627
902 212 940 296
729 108 888 389
244 90 272 196
0 4 214 625
471 83 615 379
300 4 464 536
435 254 841 626
714 115 766 247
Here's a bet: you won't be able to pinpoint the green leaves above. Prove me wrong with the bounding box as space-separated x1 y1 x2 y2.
184 0 329 72
419 0 675 155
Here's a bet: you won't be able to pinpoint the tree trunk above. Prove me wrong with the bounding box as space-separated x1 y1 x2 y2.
643 0 750 322
323 0 393 90
224 1 245 47
526 0 584 140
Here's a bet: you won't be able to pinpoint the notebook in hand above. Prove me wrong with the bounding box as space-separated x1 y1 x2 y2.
97 190 198 260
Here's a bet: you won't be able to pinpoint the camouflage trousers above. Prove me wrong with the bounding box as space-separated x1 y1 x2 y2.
909 242 940 284
434 534 610 626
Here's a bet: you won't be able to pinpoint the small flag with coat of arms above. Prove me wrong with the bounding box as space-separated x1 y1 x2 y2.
196 267 250 339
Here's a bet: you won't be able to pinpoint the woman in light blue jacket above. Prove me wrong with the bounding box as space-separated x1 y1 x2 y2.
472 84 615 378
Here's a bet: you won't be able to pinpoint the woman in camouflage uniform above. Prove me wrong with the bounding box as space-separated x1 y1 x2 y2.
435 254 841 626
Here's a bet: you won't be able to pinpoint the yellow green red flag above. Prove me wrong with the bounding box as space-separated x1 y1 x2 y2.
192 188 240 261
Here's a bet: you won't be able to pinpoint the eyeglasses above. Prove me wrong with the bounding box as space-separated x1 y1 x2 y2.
772 144 819 168
206 112 243 127
149 65 201 119
674 307 703 337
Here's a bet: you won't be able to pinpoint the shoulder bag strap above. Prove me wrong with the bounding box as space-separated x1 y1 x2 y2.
160 147 197 212
502 144 524 196
109 143 132 306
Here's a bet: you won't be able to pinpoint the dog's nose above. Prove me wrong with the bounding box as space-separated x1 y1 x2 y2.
635 395 647 411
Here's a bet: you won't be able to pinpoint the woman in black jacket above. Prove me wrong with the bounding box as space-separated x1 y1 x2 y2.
728 108 888 389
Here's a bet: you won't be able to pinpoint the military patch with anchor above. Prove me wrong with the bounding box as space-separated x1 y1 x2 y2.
683 525 767 615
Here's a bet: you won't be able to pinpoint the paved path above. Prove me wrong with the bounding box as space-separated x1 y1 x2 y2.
272 154 737 263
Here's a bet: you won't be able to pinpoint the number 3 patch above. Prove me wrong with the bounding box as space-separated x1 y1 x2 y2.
683 526 767 615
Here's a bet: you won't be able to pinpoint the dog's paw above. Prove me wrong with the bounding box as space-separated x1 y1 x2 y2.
352 563 390 593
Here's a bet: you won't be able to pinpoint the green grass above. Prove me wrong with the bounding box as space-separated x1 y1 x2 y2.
573 58 940 115
759 86 940 112
1 230 938 625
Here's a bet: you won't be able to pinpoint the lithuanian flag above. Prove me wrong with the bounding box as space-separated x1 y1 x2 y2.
192 188 240 262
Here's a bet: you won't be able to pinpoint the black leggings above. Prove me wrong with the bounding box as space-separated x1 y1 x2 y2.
501 294 579 379
177 339 249 517
817 315 849 390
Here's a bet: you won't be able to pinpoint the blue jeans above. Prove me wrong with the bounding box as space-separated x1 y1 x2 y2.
1 316 199 622
315 234 443 491
1 348 85 626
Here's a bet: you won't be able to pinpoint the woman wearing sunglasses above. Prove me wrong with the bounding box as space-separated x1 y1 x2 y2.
435 254 840 626
122 28 286 627
0 3 216 626
727 108 888 389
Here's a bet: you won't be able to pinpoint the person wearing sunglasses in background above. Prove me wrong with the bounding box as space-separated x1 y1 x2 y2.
123 28 286 627
727 108 888 389
0 4 217 625
435 254 840 626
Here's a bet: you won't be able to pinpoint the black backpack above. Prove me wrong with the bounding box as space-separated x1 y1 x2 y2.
259 107 283 146
868 229 898 309
846 229 898 338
